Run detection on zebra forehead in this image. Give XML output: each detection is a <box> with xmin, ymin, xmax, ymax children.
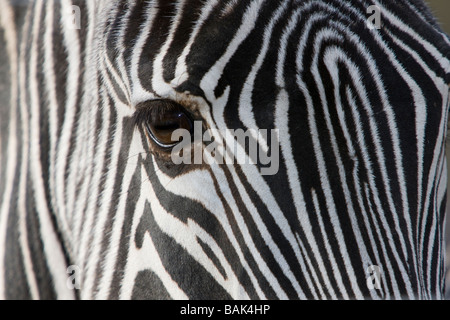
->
<box><xmin>102</xmin><ymin>1</ymin><xmax>449</xmax><ymax>96</ymax></box>
<box><xmin>101</xmin><ymin>1</ymin><xmax>339</xmax><ymax>105</ymax></box>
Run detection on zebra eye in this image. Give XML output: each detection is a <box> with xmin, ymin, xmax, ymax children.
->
<box><xmin>134</xmin><ymin>100</ymin><xmax>193</xmax><ymax>149</ymax></box>
<box><xmin>146</xmin><ymin>110</ymin><xmax>192</xmax><ymax>148</ymax></box>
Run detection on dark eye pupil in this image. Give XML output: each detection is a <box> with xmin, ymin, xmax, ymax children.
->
<box><xmin>134</xmin><ymin>99</ymin><xmax>195</xmax><ymax>148</ymax></box>
<box><xmin>147</xmin><ymin>109</ymin><xmax>192</xmax><ymax>148</ymax></box>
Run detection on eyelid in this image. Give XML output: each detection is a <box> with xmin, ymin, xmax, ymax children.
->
<box><xmin>133</xmin><ymin>99</ymin><xmax>195</xmax><ymax>149</ymax></box>
<box><xmin>133</xmin><ymin>99</ymin><xmax>192</xmax><ymax>127</ymax></box>
<box><xmin>144</xmin><ymin>122</ymin><xmax>179</xmax><ymax>149</ymax></box>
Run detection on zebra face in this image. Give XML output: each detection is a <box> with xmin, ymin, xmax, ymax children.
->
<box><xmin>0</xmin><ymin>0</ymin><xmax>449</xmax><ymax>300</ymax></box>
<box><xmin>90</xmin><ymin>0</ymin><xmax>450</xmax><ymax>300</ymax></box>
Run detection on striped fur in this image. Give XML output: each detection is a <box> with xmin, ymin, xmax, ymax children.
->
<box><xmin>0</xmin><ymin>0</ymin><xmax>449</xmax><ymax>299</ymax></box>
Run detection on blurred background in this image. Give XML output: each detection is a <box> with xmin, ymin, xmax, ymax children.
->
<box><xmin>426</xmin><ymin>0</ymin><xmax>450</xmax><ymax>300</ymax></box>
<box><xmin>426</xmin><ymin>0</ymin><xmax>450</xmax><ymax>33</ymax></box>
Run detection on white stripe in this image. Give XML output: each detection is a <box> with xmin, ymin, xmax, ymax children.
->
<box><xmin>113</xmin><ymin>1</ymin><xmax>135</xmax><ymax>96</ymax></box>
<box><xmin>29</xmin><ymin>0</ymin><xmax>75</xmax><ymax>299</ymax></box>
<box><xmin>151</xmin><ymin>0</ymin><xmax>187</xmax><ymax>98</ymax></box>
<box><xmin>315</xmin><ymin>44</ymin><xmax>414</xmax><ymax>298</ymax></box>
<box><xmin>81</xmin><ymin>100</ymin><xmax>132</xmax><ymax>298</ymax></box>
<box><xmin>120</xmin><ymin>177</ymin><xmax>188</xmax><ymax>300</ymax></box>
<box><xmin>331</xmin><ymin>21</ymin><xmax>420</xmax><ymax>297</ymax></box>
<box><xmin>54</xmin><ymin>0</ymin><xmax>82</xmax><ymax>235</ymax></box>
<box><xmin>294</xmin><ymin>234</ymin><xmax>323</xmax><ymax>299</ymax></box>
<box><xmin>346</xmin><ymin>88</ymin><xmax>398</xmax><ymax>299</ymax></box>
<box><xmin>373</xmin><ymin>0</ymin><xmax>450</xmax><ymax>73</ymax></box>
<box><xmin>238</xmin><ymin>1</ymin><xmax>289</xmax><ymax>152</ymax></box>
<box><xmin>202</xmin><ymin>84</ymin><xmax>309</xmax><ymax>298</ymax></box>
<box><xmin>149</xmin><ymin>160</ymin><xmax>251</xmax><ymax>298</ymax></box>
<box><xmin>95</xmin><ymin>130</ymin><xmax>140</xmax><ymax>299</ymax></box>
<box><xmin>130</xmin><ymin>2</ymin><xmax>159</xmax><ymax>105</ymax></box>
<box><xmin>0</xmin><ymin>0</ymin><xmax>19</xmax><ymax>299</ymax></box>
<box><xmin>173</xmin><ymin>0</ymin><xmax>220</xmax><ymax>85</ymax></box>
<box><xmin>17</xmin><ymin>4</ymin><xmax>40</xmax><ymax>298</ymax></box>
<box><xmin>200</xmin><ymin>0</ymin><xmax>265</xmax><ymax>95</ymax></box>
<box><xmin>71</xmin><ymin>1</ymin><xmax>98</xmax><ymax>245</ymax></box>
<box><xmin>274</xmin><ymin>9</ymin><xmax>339</xmax><ymax>299</ymax></box>
<box><xmin>77</xmin><ymin>90</ymin><xmax>110</xmax><ymax>286</ymax></box>
<box><xmin>44</xmin><ymin>0</ymin><xmax>67</xmax><ymax>240</ymax></box>
<box><xmin>149</xmin><ymin>156</ymin><xmax>262</xmax><ymax>298</ymax></box>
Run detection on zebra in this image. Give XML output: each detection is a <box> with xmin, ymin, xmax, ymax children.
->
<box><xmin>0</xmin><ymin>0</ymin><xmax>449</xmax><ymax>300</ymax></box>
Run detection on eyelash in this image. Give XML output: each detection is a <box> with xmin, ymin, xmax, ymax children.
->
<box><xmin>133</xmin><ymin>100</ymin><xmax>177</xmax><ymax>127</ymax></box>
<box><xmin>133</xmin><ymin>99</ymin><xmax>195</xmax><ymax>149</ymax></box>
